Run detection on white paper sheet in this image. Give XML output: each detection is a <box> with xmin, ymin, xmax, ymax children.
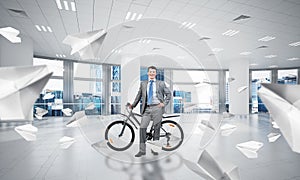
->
<box><xmin>236</xmin><ymin>141</ymin><xmax>263</xmax><ymax>158</ymax></box>
<box><xmin>220</xmin><ymin>124</ymin><xmax>237</xmax><ymax>136</ymax></box>
<box><xmin>267</xmin><ymin>133</ymin><xmax>281</xmax><ymax>142</ymax></box>
<box><xmin>0</xmin><ymin>27</ymin><xmax>21</xmax><ymax>43</ymax></box>
<box><xmin>14</xmin><ymin>124</ymin><xmax>38</xmax><ymax>141</ymax></box>
<box><xmin>0</xmin><ymin>65</ymin><xmax>52</xmax><ymax>121</ymax></box>
<box><xmin>59</xmin><ymin>136</ymin><xmax>75</xmax><ymax>149</ymax></box>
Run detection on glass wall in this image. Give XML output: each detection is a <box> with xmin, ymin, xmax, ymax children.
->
<box><xmin>172</xmin><ymin>70</ymin><xmax>218</xmax><ymax>113</ymax></box>
<box><xmin>111</xmin><ymin>65</ymin><xmax>121</xmax><ymax>114</ymax></box>
<box><xmin>33</xmin><ymin>58</ymin><xmax>64</xmax><ymax>116</ymax></box>
<box><xmin>73</xmin><ymin>63</ymin><xmax>103</xmax><ymax>115</ymax></box>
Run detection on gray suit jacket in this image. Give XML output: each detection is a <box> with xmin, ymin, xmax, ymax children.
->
<box><xmin>132</xmin><ymin>80</ymin><xmax>171</xmax><ymax>114</ymax></box>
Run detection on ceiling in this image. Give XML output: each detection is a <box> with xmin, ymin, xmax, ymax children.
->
<box><xmin>0</xmin><ymin>0</ymin><xmax>300</xmax><ymax>69</ymax></box>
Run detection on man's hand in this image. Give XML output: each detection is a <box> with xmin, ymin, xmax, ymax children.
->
<box><xmin>158</xmin><ymin>103</ymin><xmax>165</xmax><ymax>108</ymax></box>
<box><xmin>128</xmin><ymin>104</ymin><xmax>133</xmax><ymax>109</ymax></box>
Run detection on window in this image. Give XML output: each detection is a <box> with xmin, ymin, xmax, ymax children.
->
<box><xmin>278</xmin><ymin>69</ymin><xmax>297</xmax><ymax>84</ymax></box>
<box><xmin>33</xmin><ymin>58</ymin><xmax>64</xmax><ymax>116</ymax></box>
<box><xmin>251</xmin><ymin>70</ymin><xmax>271</xmax><ymax>113</ymax></box>
<box><xmin>73</xmin><ymin>63</ymin><xmax>103</xmax><ymax>115</ymax></box>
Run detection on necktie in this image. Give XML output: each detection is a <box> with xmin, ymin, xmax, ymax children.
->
<box><xmin>147</xmin><ymin>80</ymin><xmax>154</xmax><ymax>104</ymax></box>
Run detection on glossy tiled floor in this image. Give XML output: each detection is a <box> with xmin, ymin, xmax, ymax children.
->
<box><xmin>0</xmin><ymin>113</ymin><xmax>300</xmax><ymax>180</ymax></box>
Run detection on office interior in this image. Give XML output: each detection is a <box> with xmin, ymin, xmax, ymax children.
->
<box><xmin>0</xmin><ymin>0</ymin><xmax>300</xmax><ymax>179</ymax></box>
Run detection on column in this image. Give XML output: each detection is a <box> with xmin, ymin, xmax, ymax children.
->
<box><xmin>0</xmin><ymin>35</ymin><xmax>33</xmax><ymax>67</ymax></box>
<box><xmin>229</xmin><ymin>58</ymin><xmax>249</xmax><ymax>115</ymax></box>
<box><xmin>63</xmin><ymin>61</ymin><xmax>74</xmax><ymax>109</ymax></box>
<box><xmin>218</xmin><ymin>70</ymin><xmax>226</xmax><ymax>113</ymax></box>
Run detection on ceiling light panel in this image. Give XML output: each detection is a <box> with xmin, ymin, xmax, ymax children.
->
<box><xmin>56</xmin><ymin>0</ymin><xmax>76</xmax><ymax>11</ymax></box>
<box><xmin>258</xmin><ymin>36</ymin><xmax>276</xmax><ymax>42</ymax></box>
<box><xmin>287</xmin><ymin>57</ymin><xmax>299</xmax><ymax>61</ymax></box>
<box><xmin>212</xmin><ymin>48</ymin><xmax>224</xmax><ymax>52</ymax></box>
<box><xmin>222</xmin><ymin>29</ymin><xmax>239</xmax><ymax>36</ymax></box>
<box><xmin>179</xmin><ymin>22</ymin><xmax>196</xmax><ymax>29</ymax></box>
<box><xmin>289</xmin><ymin>41</ymin><xmax>300</xmax><ymax>47</ymax></box>
<box><xmin>265</xmin><ymin>55</ymin><xmax>277</xmax><ymax>58</ymax></box>
<box><xmin>240</xmin><ymin>51</ymin><xmax>252</xmax><ymax>55</ymax></box>
<box><xmin>125</xmin><ymin>11</ymin><xmax>143</xmax><ymax>21</ymax></box>
<box><xmin>35</xmin><ymin>25</ymin><xmax>53</xmax><ymax>33</ymax></box>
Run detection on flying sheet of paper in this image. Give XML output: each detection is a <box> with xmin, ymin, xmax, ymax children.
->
<box><xmin>183</xmin><ymin>150</ymin><xmax>240</xmax><ymax>180</ymax></box>
<box><xmin>0</xmin><ymin>27</ymin><xmax>21</xmax><ymax>43</ymax></box>
<box><xmin>66</xmin><ymin>110</ymin><xmax>86</xmax><ymax>127</ymax></box>
<box><xmin>63</xmin><ymin>29</ymin><xmax>107</xmax><ymax>60</ymax></box>
<box><xmin>62</xmin><ymin>108</ymin><xmax>73</xmax><ymax>116</ymax></box>
<box><xmin>43</xmin><ymin>93</ymin><xmax>55</xmax><ymax>100</ymax></box>
<box><xmin>14</xmin><ymin>124</ymin><xmax>38</xmax><ymax>141</ymax></box>
<box><xmin>258</xmin><ymin>83</ymin><xmax>300</xmax><ymax>153</ymax></box>
<box><xmin>267</xmin><ymin>133</ymin><xmax>281</xmax><ymax>142</ymax></box>
<box><xmin>236</xmin><ymin>141</ymin><xmax>263</xmax><ymax>158</ymax></box>
<box><xmin>220</xmin><ymin>124</ymin><xmax>237</xmax><ymax>136</ymax></box>
<box><xmin>271</xmin><ymin>121</ymin><xmax>280</xmax><ymax>129</ymax></box>
<box><xmin>59</xmin><ymin>136</ymin><xmax>75</xmax><ymax>149</ymax></box>
<box><xmin>0</xmin><ymin>65</ymin><xmax>52</xmax><ymax>121</ymax></box>
<box><xmin>237</xmin><ymin>86</ymin><xmax>248</xmax><ymax>93</ymax></box>
<box><xmin>222</xmin><ymin>112</ymin><xmax>234</xmax><ymax>118</ymax></box>
<box><xmin>85</xmin><ymin>102</ymin><xmax>95</xmax><ymax>110</ymax></box>
<box><xmin>199</xmin><ymin>120</ymin><xmax>215</xmax><ymax>131</ymax></box>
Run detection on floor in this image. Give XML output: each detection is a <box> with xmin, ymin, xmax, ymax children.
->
<box><xmin>0</xmin><ymin>113</ymin><xmax>300</xmax><ymax>180</ymax></box>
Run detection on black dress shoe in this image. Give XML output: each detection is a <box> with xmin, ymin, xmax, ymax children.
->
<box><xmin>151</xmin><ymin>149</ymin><xmax>159</xmax><ymax>156</ymax></box>
<box><xmin>135</xmin><ymin>151</ymin><xmax>146</xmax><ymax>157</ymax></box>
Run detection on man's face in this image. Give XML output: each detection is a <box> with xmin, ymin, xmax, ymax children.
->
<box><xmin>148</xmin><ymin>68</ymin><xmax>157</xmax><ymax>80</ymax></box>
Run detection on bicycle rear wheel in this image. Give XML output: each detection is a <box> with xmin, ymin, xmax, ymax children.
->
<box><xmin>105</xmin><ymin>121</ymin><xmax>135</xmax><ymax>151</ymax></box>
<box><xmin>160</xmin><ymin>120</ymin><xmax>184</xmax><ymax>151</ymax></box>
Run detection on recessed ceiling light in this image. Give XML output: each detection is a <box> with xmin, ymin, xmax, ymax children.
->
<box><xmin>35</xmin><ymin>25</ymin><xmax>41</xmax><ymax>31</ymax></box>
<box><xmin>233</xmin><ymin>15</ymin><xmax>251</xmax><ymax>21</ymax></box>
<box><xmin>240</xmin><ymin>51</ymin><xmax>252</xmax><ymax>55</ymax></box>
<box><xmin>287</xmin><ymin>57</ymin><xmax>299</xmax><ymax>61</ymax></box>
<box><xmin>55</xmin><ymin>0</ymin><xmax>63</xmax><ymax>9</ymax></box>
<box><xmin>63</xmin><ymin>1</ymin><xmax>69</xmax><ymax>11</ymax></box>
<box><xmin>269</xmin><ymin>65</ymin><xmax>278</xmax><ymax>68</ymax></box>
<box><xmin>125</xmin><ymin>12</ymin><xmax>131</xmax><ymax>20</ymax></box>
<box><xmin>70</xmin><ymin>2</ymin><xmax>76</xmax><ymax>11</ymax></box>
<box><xmin>35</xmin><ymin>25</ymin><xmax>52</xmax><ymax>32</ymax></box>
<box><xmin>125</xmin><ymin>12</ymin><xmax>142</xmax><ymax>21</ymax></box>
<box><xmin>180</xmin><ymin>22</ymin><xmax>196</xmax><ymax>29</ymax></box>
<box><xmin>41</xmin><ymin>25</ymin><xmax>47</xmax><ymax>32</ymax></box>
<box><xmin>258</xmin><ymin>36</ymin><xmax>276</xmax><ymax>42</ymax></box>
<box><xmin>256</xmin><ymin>45</ymin><xmax>268</xmax><ymax>49</ymax></box>
<box><xmin>198</xmin><ymin>37</ymin><xmax>211</xmax><ymax>41</ymax></box>
<box><xmin>265</xmin><ymin>55</ymin><xmax>277</xmax><ymax>58</ymax></box>
<box><xmin>222</xmin><ymin>29</ymin><xmax>239</xmax><ymax>36</ymax></box>
<box><xmin>47</xmin><ymin>26</ymin><xmax>52</xmax><ymax>32</ymax></box>
<box><xmin>212</xmin><ymin>48</ymin><xmax>224</xmax><ymax>52</ymax></box>
<box><xmin>250</xmin><ymin>63</ymin><xmax>258</xmax><ymax>66</ymax></box>
<box><xmin>56</xmin><ymin>54</ymin><xmax>66</xmax><ymax>58</ymax></box>
<box><xmin>289</xmin><ymin>41</ymin><xmax>300</xmax><ymax>47</ymax></box>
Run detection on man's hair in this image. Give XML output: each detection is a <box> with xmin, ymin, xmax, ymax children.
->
<box><xmin>147</xmin><ymin>66</ymin><xmax>157</xmax><ymax>72</ymax></box>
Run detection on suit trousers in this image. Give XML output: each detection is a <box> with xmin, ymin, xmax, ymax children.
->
<box><xmin>139</xmin><ymin>105</ymin><xmax>163</xmax><ymax>153</ymax></box>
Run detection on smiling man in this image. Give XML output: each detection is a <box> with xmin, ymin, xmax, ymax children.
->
<box><xmin>129</xmin><ymin>66</ymin><xmax>171</xmax><ymax>157</ymax></box>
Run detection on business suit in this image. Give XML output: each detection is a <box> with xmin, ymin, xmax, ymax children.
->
<box><xmin>132</xmin><ymin>80</ymin><xmax>171</xmax><ymax>154</ymax></box>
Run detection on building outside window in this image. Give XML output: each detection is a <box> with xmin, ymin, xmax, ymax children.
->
<box><xmin>74</xmin><ymin>63</ymin><xmax>103</xmax><ymax>115</ymax></box>
<box><xmin>278</xmin><ymin>69</ymin><xmax>298</xmax><ymax>84</ymax></box>
<box><xmin>251</xmin><ymin>70</ymin><xmax>271</xmax><ymax>113</ymax></box>
<box><xmin>33</xmin><ymin>58</ymin><xmax>64</xmax><ymax>116</ymax></box>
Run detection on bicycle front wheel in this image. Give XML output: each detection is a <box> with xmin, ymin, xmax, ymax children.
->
<box><xmin>160</xmin><ymin>120</ymin><xmax>184</xmax><ymax>151</ymax></box>
<box><xmin>105</xmin><ymin>121</ymin><xmax>135</xmax><ymax>151</ymax></box>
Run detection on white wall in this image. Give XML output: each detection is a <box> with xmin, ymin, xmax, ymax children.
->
<box><xmin>229</xmin><ymin>58</ymin><xmax>249</xmax><ymax>114</ymax></box>
<box><xmin>0</xmin><ymin>35</ymin><xmax>33</xmax><ymax>67</ymax></box>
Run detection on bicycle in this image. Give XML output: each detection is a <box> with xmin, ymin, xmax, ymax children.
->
<box><xmin>105</xmin><ymin>103</ymin><xmax>184</xmax><ymax>151</ymax></box>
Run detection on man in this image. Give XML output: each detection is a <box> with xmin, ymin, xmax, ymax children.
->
<box><xmin>129</xmin><ymin>66</ymin><xmax>171</xmax><ymax>157</ymax></box>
